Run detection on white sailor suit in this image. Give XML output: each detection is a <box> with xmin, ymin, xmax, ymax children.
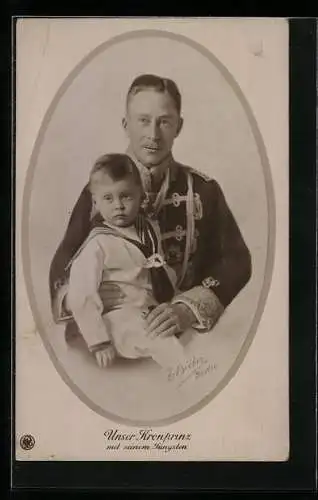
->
<box><xmin>66</xmin><ymin>216</ymin><xmax>186</xmax><ymax>367</ymax></box>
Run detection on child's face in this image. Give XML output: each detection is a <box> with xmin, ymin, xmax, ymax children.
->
<box><xmin>92</xmin><ymin>173</ymin><xmax>142</xmax><ymax>227</ymax></box>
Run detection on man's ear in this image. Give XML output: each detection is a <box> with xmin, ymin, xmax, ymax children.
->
<box><xmin>175</xmin><ymin>116</ymin><xmax>184</xmax><ymax>138</ymax></box>
<box><xmin>122</xmin><ymin>117</ymin><xmax>128</xmax><ymax>133</ymax></box>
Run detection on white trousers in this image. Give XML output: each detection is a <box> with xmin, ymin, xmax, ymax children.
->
<box><xmin>102</xmin><ymin>306</ymin><xmax>187</xmax><ymax>369</ymax></box>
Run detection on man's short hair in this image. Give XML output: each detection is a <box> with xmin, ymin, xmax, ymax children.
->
<box><xmin>89</xmin><ymin>153</ymin><xmax>142</xmax><ymax>193</ymax></box>
<box><xmin>126</xmin><ymin>74</ymin><xmax>182</xmax><ymax>115</ymax></box>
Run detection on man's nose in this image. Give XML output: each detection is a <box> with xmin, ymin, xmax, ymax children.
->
<box><xmin>148</xmin><ymin>120</ymin><xmax>161</xmax><ymax>140</ymax></box>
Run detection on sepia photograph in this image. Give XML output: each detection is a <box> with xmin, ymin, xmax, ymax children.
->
<box><xmin>15</xmin><ymin>19</ymin><xmax>292</xmax><ymax>465</ymax></box>
<box><xmin>19</xmin><ymin>24</ymin><xmax>275</xmax><ymax>427</ymax></box>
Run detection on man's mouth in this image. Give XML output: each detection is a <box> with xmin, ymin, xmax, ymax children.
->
<box><xmin>144</xmin><ymin>145</ymin><xmax>161</xmax><ymax>152</ymax></box>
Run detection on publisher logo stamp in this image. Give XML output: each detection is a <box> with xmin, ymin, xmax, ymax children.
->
<box><xmin>20</xmin><ymin>434</ymin><xmax>35</xmax><ymax>451</ymax></box>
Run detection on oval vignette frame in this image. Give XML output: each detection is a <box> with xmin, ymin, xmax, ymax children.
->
<box><xmin>21</xmin><ymin>29</ymin><xmax>276</xmax><ymax>427</ymax></box>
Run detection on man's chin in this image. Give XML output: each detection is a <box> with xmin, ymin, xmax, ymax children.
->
<box><xmin>139</xmin><ymin>151</ymin><xmax>169</xmax><ymax>168</ymax></box>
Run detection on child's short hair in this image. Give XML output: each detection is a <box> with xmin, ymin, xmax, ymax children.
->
<box><xmin>89</xmin><ymin>153</ymin><xmax>142</xmax><ymax>193</ymax></box>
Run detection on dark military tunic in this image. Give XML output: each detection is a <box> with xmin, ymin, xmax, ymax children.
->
<box><xmin>49</xmin><ymin>157</ymin><xmax>252</xmax><ymax>333</ymax></box>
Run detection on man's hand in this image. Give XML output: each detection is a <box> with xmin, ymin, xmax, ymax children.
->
<box><xmin>145</xmin><ymin>302</ymin><xmax>196</xmax><ymax>339</ymax></box>
<box><xmin>94</xmin><ymin>344</ymin><xmax>117</xmax><ymax>368</ymax></box>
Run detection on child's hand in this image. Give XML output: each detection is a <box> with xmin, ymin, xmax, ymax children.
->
<box><xmin>94</xmin><ymin>344</ymin><xmax>116</xmax><ymax>368</ymax></box>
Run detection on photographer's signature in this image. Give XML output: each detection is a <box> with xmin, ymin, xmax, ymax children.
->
<box><xmin>167</xmin><ymin>355</ymin><xmax>217</xmax><ymax>386</ymax></box>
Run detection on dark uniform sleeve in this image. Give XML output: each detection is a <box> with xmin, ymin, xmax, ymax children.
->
<box><xmin>204</xmin><ymin>179</ymin><xmax>252</xmax><ymax>307</ymax></box>
<box><xmin>49</xmin><ymin>184</ymin><xmax>93</xmax><ymax>321</ymax></box>
<box><xmin>173</xmin><ymin>179</ymin><xmax>252</xmax><ymax>331</ymax></box>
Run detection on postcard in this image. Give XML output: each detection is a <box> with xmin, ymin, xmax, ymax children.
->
<box><xmin>15</xmin><ymin>17</ymin><xmax>289</xmax><ymax>461</ymax></box>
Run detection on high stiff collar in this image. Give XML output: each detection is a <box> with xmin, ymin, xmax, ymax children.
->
<box><xmin>126</xmin><ymin>147</ymin><xmax>174</xmax><ymax>191</ymax></box>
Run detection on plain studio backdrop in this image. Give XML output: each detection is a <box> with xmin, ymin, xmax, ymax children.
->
<box><xmin>24</xmin><ymin>32</ymin><xmax>270</xmax><ymax>424</ymax></box>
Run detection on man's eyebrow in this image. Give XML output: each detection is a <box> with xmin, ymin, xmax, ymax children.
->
<box><xmin>136</xmin><ymin>112</ymin><xmax>174</xmax><ymax>119</ymax></box>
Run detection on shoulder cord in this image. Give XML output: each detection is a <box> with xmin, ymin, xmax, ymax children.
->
<box><xmin>178</xmin><ymin>172</ymin><xmax>195</xmax><ymax>288</ymax></box>
<box><xmin>152</xmin><ymin>166</ymin><xmax>171</xmax><ymax>216</ymax></box>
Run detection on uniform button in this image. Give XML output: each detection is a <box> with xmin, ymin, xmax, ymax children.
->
<box><xmin>172</xmin><ymin>192</ymin><xmax>181</xmax><ymax>207</ymax></box>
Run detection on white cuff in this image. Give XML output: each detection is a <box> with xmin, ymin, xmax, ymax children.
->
<box><xmin>172</xmin><ymin>285</ymin><xmax>224</xmax><ymax>332</ymax></box>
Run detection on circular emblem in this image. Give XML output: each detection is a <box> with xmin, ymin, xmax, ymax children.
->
<box><xmin>20</xmin><ymin>434</ymin><xmax>35</xmax><ymax>451</ymax></box>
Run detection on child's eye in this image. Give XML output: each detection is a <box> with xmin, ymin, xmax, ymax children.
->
<box><xmin>121</xmin><ymin>194</ymin><xmax>132</xmax><ymax>200</ymax></box>
<box><xmin>103</xmin><ymin>195</ymin><xmax>113</xmax><ymax>202</ymax></box>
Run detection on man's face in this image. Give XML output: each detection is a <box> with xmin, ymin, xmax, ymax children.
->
<box><xmin>123</xmin><ymin>89</ymin><xmax>183</xmax><ymax>168</ymax></box>
<box><xmin>92</xmin><ymin>173</ymin><xmax>142</xmax><ymax>227</ymax></box>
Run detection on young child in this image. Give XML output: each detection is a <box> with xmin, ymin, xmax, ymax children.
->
<box><xmin>67</xmin><ymin>153</ymin><xmax>187</xmax><ymax>371</ymax></box>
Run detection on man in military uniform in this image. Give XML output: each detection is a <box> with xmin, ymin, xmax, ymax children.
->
<box><xmin>50</xmin><ymin>74</ymin><xmax>252</xmax><ymax>341</ymax></box>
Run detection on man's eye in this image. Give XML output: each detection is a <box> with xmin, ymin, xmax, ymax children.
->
<box><xmin>139</xmin><ymin>117</ymin><xmax>149</xmax><ymax>124</ymax></box>
<box><xmin>161</xmin><ymin>119</ymin><xmax>171</xmax><ymax>127</ymax></box>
